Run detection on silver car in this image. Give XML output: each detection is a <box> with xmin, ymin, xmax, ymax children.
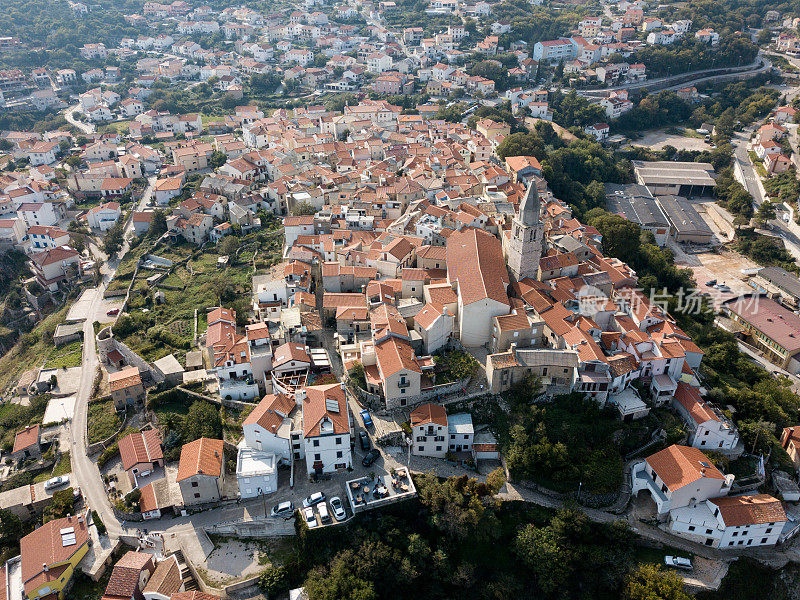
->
<box><xmin>329</xmin><ymin>496</ymin><xmax>346</xmax><ymax>521</ymax></box>
<box><xmin>303</xmin><ymin>507</ymin><xmax>317</xmax><ymax>528</ymax></box>
<box><xmin>45</xmin><ymin>475</ymin><xmax>69</xmax><ymax>490</ymax></box>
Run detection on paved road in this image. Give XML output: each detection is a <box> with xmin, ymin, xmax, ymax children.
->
<box><xmin>575</xmin><ymin>54</ymin><xmax>771</xmax><ymax>97</ymax></box>
<box><xmin>731</xmin><ymin>127</ymin><xmax>800</xmax><ymax>259</ymax></box>
<box><xmin>64</xmin><ymin>104</ymin><xmax>95</xmax><ymax>134</ymax></box>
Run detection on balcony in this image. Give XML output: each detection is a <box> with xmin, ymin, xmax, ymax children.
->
<box><xmin>397</xmin><ymin>379</ymin><xmax>410</xmax><ymax>389</ymax></box>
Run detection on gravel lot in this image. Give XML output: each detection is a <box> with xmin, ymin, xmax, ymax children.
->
<box><xmin>630</xmin><ymin>128</ymin><xmax>713</xmax><ymax>152</ymax></box>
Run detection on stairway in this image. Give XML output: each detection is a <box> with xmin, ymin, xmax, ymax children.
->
<box><xmin>173</xmin><ymin>551</ymin><xmax>198</xmax><ymax>592</ymax></box>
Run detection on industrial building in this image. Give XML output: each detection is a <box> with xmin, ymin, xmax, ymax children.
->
<box><xmin>655</xmin><ymin>195</ymin><xmax>714</xmax><ymax>244</ymax></box>
<box><xmin>632</xmin><ymin>160</ymin><xmax>717</xmax><ymax>197</ymax></box>
<box><xmin>605</xmin><ymin>183</ymin><xmax>671</xmax><ymax>246</ymax></box>
<box><xmin>722</xmin><ymin>294</ymin><xmax>800</xmax><ymax>373</ymax></box>
<box><xmin>749</xmin><ymin>266</ymin><xmax>800</xmax><ymax>310</ymax></box>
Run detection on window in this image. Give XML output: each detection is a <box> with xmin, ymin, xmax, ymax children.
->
<box><xmin>766</xmin><ymin>528</ymin><xmax>773</xmax><ymax>534</ymax></box>
<box><xmin>336</xmin><ymin>437</ymin><xmax>342</xmax><ymax>445</ymax></box>
<box><xmin>688</xmin><ymin>525</ymin><xmax>695</xmax><ymax>532</ymax></box>
<box><xmin>313</xmin><ymin>439</ymin><xmax>319</xmax><ymax>447</ymax></box>
<box><xmin>732</xmin><ymin>531</ymin><xmax>737</xmax><ymax>537</ymax></box>
<box><xmin>436</xmin><ymin>446</ymin><xmax>442</xmax><ymax>451</ymax></box>
<box><xmin>450</xmin><ymin>434</ymin><xmax>455</xmax><ymax>439</ymax></box>
<box><xmin>194</xmin><ymin>493</ymin><xmax>200</xmax><ymax>498</ymax></box>
<box><xmin>191</xmin><ymin>481</ymin><xmax>198</xmax><ymax>487</ymax></box>
<box><xmin>762</xmin><ymin>538</ymin><xmax>768</xmax><ymax>544</ymax></box>
<box><xmin>417</xmin><ymin>446</ymin><xmax>424</xmax><ymax>452</ymax></box>
<box><xmin>542</xmin><ymin>367</ymin><xmax>548</xmax><ymax>376</ymax></box>
<box><xmin>706</xmin><ymin>529</ymin><xmax>712</xmax><ymax>535</ymax></box>
<box><xmin>314</xmin><ymin>453</ymin><xmax>321</xmax><ymax>460</ymax></box>
<box><xmin>336</xmin><ymin>451</ymin><xmax>343</xmax><ymax>458</ymax></box>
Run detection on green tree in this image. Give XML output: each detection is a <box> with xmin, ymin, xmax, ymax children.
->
<box><xmin>218</xmin><ymin>234</ymin><xmax>240</xmax><ymax>256</ymax></box>
<box><xmin>304</xmin><ymin>559</ymin><xmax>376</xmax><ymax>600</ymax></box>
<box><xmin>293</xmin><ymin>201</ymin><xmax>317</xmax><ymax>216</ymax></box>
<box><xmin>622</xmin><ymin>564</ymin><xmax>691</xmax><ymax>600</ymax></box>
<box><xmin>259</xmin><ymin>565</ymin><xmax>288</xmax><ymax>597</ymax></box>
<box><xmin>182</xmin><ymin>401</ymin><xmax>222</xmax><ymax>441</ymax></box>
<box><xmin>149</xmin><ymin>209</ymin><xmax>167</xmax><ymax>238</ymax></box>
<box><xmin>756</xmin><ymin>201</ymin><xmax>776</xmax><ymax>227</ymax></box>
<box><xmin>208</xmin><ymin>150</ymin><xmax>227</xmax><ymax>169</ymax></box>
<box><xmin>102</xmin><ymin>221</ymin><xmax>124</xmax><ymax>255</ymax></box>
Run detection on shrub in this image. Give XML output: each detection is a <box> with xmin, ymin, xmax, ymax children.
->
<box><xmin>91</xmin><ymin>510</ymin><xmax>106</xmax><ymax>535</ymax></box>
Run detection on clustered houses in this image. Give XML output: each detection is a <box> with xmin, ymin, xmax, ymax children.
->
<box><xmin>236</xmin><ymin>383</ymin><xmax>352</xmax><ymax>482</ymax></box>
<box><xmin>632</xmin><ymin>444</ymin><xmax>789</xmax><ymax>548</ymax></box>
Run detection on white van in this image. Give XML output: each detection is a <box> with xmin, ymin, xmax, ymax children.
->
<box><xmin>317</xmin><ymin>502</ymin><xmax>332</xmax><ymax>524</ymax></box>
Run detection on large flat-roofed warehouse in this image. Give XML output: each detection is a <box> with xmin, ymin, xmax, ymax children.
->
<box><xmin>722</xmin><ymin>294</ymin><xmax>800</xmax><ymax>373</ymax></box>
<box><xmin>655</xmin><ymin>195</ymin><xmax>714</xmax><ymax>244</ymax></box>
<box><xmin>605</xmin><ymin>183</ymin><xmax>671</xmax><ymax>246</ymax></box>
<box><xmin>632</xmin><ymin>160</ymin><xmax>717</xmax><ymax>197</ymax></box>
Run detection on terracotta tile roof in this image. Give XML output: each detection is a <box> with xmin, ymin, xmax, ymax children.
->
<box><xmin>674</xmin><ymin>383</ymin><xmax>718</xmax><ymax>425</ymax></box>
<box><xmin>207</xmin><ymin>306</ymin><xmax>236</xmax><ymax>326</ymax></box>
<box><xmin>414</xmin><ymin>303</ymin><xmax>443</xmax><ymax>330</ymax></box>
<box><xmin>171</xmin><ymin>592</ymin><xmax>223</xmax><ymax>600</ymax></box>
<box><xmin>13</xmin><ymin>424</ymin><xmax>40</xmax><ymax>454</ymax></box>
<box><xmin>709</xmin><ymin>494</ymin><xmax>786</xmax><ymax>527</ymax></box>
<box><xmin>495</xmin><ymin>310</ymin><xmax>529</xmax><ymax>332</ymax></box>
<box><xmin>104</xmin><ymin>552</ymin><xmax>154</xmax><ymax>598</ymax></box>
<box><xmin>272</xmin><ymin>342</ymin><xmax>311</xmax><ymax>369</ymax></box>
<box><xmin>375</xmin><ymin>337</ymin><xmax>420</xmax><ymax>377</ymax></box>
<box><xmin>139</xmin><ymin>478</ymin><xmax>169</xmax><ymax>514</ymax></box>
<box><xmin>119</xmin><ymin>429</ymin><xmax>163</xmax><ymax>471</ymax></box>
<box><xmin>645</xmin><ymin>444</ymin><xmax>724</xmax><ymax>492</ymax></box>
<box><xmin>446</xmin><ymin>228</ymin><xmax>509</xmax><ymax>307</ymax></box>
<box><xmin>177</xmin><ymin>438</ymin><xmax>224</xmax><ymax>481</ymax></box>
<box><xmin>243</xmin><ymin>393</ymin><xmax>295</xmax><ymax>434</ymax></box>
<box><xmin>606</xmin><ymin>353</ymin><xmax>638</xmax><ymax>377</ymax></box>
<box><xmin>31</xmin><ymin>246</ymin><xmax>80</xmax><ymax>267</ymax></box>
<box><xmin>21</xmin><ymin>514</ymin><xmax>90</xmax><ymax>595</ymax></box>
<box><xmin>410</xmin><ymin>403</ymin><xmax>447</xmax><ymax>427</ymax></box>
<box><xmin>425</xmin><ymin>283</ymin><xmax>457</xmax><ymax>305</ymax></box>
<box><xmin>322</xmin><ymin>293</ymin><xmax>366</xmax><ymax>309</ymax></box>
<box><xmin>144</xmin><ymin>557</ymin><xmax>182</xmax><ymax>596</ymax></box>
<box><xmin>109</xmin><ymin>366</ymin><xmax>142</xmax><ymax>392</ymax></box>
<box><xmin>302</xmin><ymin>383</ymin><xmax>350</xmax><ymax>437</ymax></box>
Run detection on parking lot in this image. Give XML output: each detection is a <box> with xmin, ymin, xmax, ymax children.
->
<box><xmin>630</xmin><ymin>128</ymin><xmax>713</xmax><ymax>152</ymax></box>
<box><xmin>671</xmin><ymin>245</ymin><xmax>759</xmax><ymax>309</ymax></box>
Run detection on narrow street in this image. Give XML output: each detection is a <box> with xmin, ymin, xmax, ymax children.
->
<box><xmin>64</xmin><ymin>104</ymin><xmax>96</xmax><ymax>134</ymax></box>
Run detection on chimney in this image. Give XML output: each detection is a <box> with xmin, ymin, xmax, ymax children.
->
<box><xmin>43</xmin><ymin>564</ymin><xmax>48</xmax><ymax>572</ymax></box>
<box><xmin>295</xmin><ymin>389</ymin><xmax>307</xmax><ymax>402</ymax></box>
<box><xmin>509</xmin><ymin>342</ymin><xmax>517</xmax><ymax>353</ymax></box>
<box><xmin>442</xmin><ymin>306</ymin><xmax>448</xmax><ymax>315</ymax></box>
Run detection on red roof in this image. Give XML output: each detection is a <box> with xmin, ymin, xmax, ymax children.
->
<box><xmin>119</xmin><ymin>429</ymin><xmax>163</xmax><ymax>471</ymax></box>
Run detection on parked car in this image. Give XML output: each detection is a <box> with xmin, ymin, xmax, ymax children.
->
<box><xmin>360</xmin><ymin>409</ymin><xmax>374</xmax><ymax>428</ymax></box>
<box><xmin>106</xmin><ymin>308</ymin><xmax>119</xmax><ymax>316</ymax></box>
<box><xmin>303</xmin><ymin>491</ymin><xmax>326</xmax><ymax>507</ymax></box>
<box><xmin>270</xmin><ymin>500</ymin><xmax>294</xmax><ymax>518</ymax></box>
<box><xmin>303</xmin><ymin>507</ymin><xmax>317</xmax><ymax>528</ymax></box>
<box><xmin>664</xmin><ymin>556</ymin><xmax>693</xmax><ymax>570</ymax></box>
<box><xmin>45</xmin><ymin>475</ymin><xmax>69</xmax><ymax>490</ymax></box>
<box><xmin>358</xmin><ymin>431</ymin><xmax>370</xmax><ymax>452</ymax></box>
<box><xmin>329</xmin><ymin>496</ymin><xmax>346</xmax><ymax>521</ymax></box>
<box><xmin>362</xmin><ymin>449</ymin><xmax>380</xmax><ymax>467</ymax></box>
<box><xmin>705</xmin><ymin>279</ymin><xmax>716</xmax><ymax>287</ymax></box>
<box><xmin>318</xmin><ymin>502</ymin><xmax>332</xmax><ymax>524</ymax></box>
